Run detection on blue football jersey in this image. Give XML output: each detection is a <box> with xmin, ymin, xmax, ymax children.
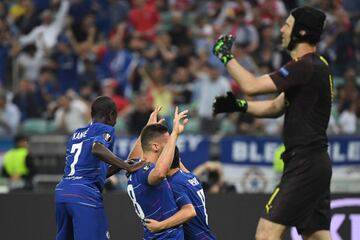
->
<box><xmin>55</xmin><ymin>122</ymin><xmax>115</xmax><ymax>208</ymax></box>
<box><xmin>127</xmin><ymin>163</ymin><xmax>184</xmax><ymax>240</ymax></box>
<box><xmin>168</xmin><ymin>170</ymin><xmax>216</xmax><ymax>240</ymax></box>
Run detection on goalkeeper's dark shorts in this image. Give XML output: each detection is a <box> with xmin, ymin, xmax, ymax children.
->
<box><xmin>262</xmin><ymin>149</ymin><xmax>332</xmax><ymax>235</ymax></box>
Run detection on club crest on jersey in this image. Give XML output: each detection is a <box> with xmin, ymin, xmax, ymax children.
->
<box><xmin>103</xmin><ymin>133</ymin><xmax>112</xmax><ymax>142</ymax></box>
<box><xmin>143</xmin><ymin>164</ymin><xmax>150</xmax><ymax>172</ymax></box>
<box><xmin>279</xmin><ymin>67</ymin><xmax>289</xmax><ymax>77</ymax></box>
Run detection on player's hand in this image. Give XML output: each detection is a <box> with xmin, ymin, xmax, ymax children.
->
<box><xmin>213</xmin><ymin>34</ymin><xmax>235</xmax><ymax>65</ymax></box>
<box><xmin>172</xmin><ymin>106</ymin><xmax>188</xmax><ymax>136</ymax></box>
<box><xmin>212</xmin><ymin>91</ymin><xmax>248</xmax><ymax>116</ymax></box>
<box><xmin>144</xmin><ymin>218</ymin><xmax>163</xmax><ymax>233</ymax></box>
<box><xmin>127</xmin><ymin>160</ymin><xmax>147</xmax><ymax>173</ymax></box>
<box><xmin>147</xmin><ymin>105</ymin><xmax>165</xmax><ymax>125</ymax></box>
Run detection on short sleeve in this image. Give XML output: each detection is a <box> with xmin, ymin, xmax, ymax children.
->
<box><xmin>171</xmin><ymin>184</ymin><xmax>192</xmax><ymax>208</ymax></box>
<box><xmin>270</xmin><ymin>59</ymin><xmax>313</xmax><ymax>91</ymax></box>
<box><xmin>93</xmin><ymin>124</ymin><xmax>115</xmax><ymax>150</ymax></box>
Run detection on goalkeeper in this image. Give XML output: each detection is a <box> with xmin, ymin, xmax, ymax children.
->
<box><xmin>213</xmin><ymin>6</ymin><xmax>332</xmax><ymax>240</ymax></box>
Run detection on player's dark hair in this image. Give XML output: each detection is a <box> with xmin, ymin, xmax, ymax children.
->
<box><xmin>91</xmin><ymin>96</ymin><xmax>116</xmax><ymax>120</ymax></box>
<box><xmin>288</xmin><ymin>6</ymin><xmax>326</xmax><ymax>50</ymax></box>
<box><xmin>170</xmin><ymin>146</ymin><xmax>180</xmax><ymax>169</ymax></box>
<box><xmin>140</xmin><ymin>124</ymin><xmax>169</xmax><ymax>152</ymax></box>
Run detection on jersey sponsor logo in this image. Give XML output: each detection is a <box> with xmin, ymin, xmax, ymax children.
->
<box><xmin>188</xmin><ymin>177</ymin><xmax>200</xmax><ymax>186</ymax></box>
<box><xmin>279</xmin><ymin>67</ymin><xmax>289</xmax><ymax>77</ymax></box>
<box><xmin>103</xmin><ymin>133</ymin><xmax>112</xmax><ymax>142</ymax></box>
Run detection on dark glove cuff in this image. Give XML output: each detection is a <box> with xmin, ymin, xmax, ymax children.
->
<box><xmin>221</xmin><ymin>53</ymin><xmax>234</xmax><ymax>65</ymax></box>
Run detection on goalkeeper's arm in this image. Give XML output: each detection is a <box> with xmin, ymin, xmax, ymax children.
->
<box><xmin>213</xmin><ymin>92</ymin><xmax>285</xmax><ymax>118</ymax></box>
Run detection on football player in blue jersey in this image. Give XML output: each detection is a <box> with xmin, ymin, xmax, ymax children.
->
<box><xmin>127</xmin><ymin>106</ymin><xmax>193</xmax><ymax>240</ymax></box>
<box><xmin>55</xmin><ymin>96</ymin><xmax>145</xmax><ymax>240</ymax></box>
<box><xmin>144</xmin><ymin>146</ymin><xmax>216</xmax><ymax>240</ymax></box>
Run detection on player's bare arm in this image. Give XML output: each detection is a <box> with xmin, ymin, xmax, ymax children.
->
<box><xmin>92</xmin><ymin>142</ymin><xmax>145</xmax><ymax>175</ymax></box>
<box><xmin>213</xmin><ymin>91</ymin><xmax>285</xmax><ymax>118</ymax></box>
<box><xmin>227</xmin><ymin>61</ymin><xmax>278</xmax><ymax>95</ymax></box>
<box><xmin>247</xmin><ymin>93</ymin><xmax>285</xmax><ymax>118</ymax></box>
<box><xmin>144</xmin><ymin>204</ymin><xmax>196</xmax><ymax>233</ymax></box>
<box><xmin>148</xmin><ymin>107</ymin><xmax>188</xmax><ymax>185</ymax></box>
<box><xmin>106</xmin><ymin>159</ymin><xmax>138</xmax><ymax>178</ymax></box>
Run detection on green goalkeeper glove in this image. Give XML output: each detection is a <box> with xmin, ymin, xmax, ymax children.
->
<box><xmin>212</xmin><ymin>91</ymin><xmax>248</xmax><ymax>116</ymax></box>
<box><xmin>212</xmin><ymin>34</ymin><xmax>235</xmax><ymax>65</ymax></box>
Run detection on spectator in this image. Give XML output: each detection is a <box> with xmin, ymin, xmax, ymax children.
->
<box><xmin>168</xmin><ymin>66</ymin><xmax>194</xmax><ymax>106</ymax></box>
<box><xmin>12</xmin><ymin>79</ymin><xmax>42</xmax><ymax>120</ymax></box>
<box><xmin>0</xmin><ymin>18</ymin><xmax>12</xmax><ymax>87</ymax></box>
<box><xmin>16</xmin><ymin>44</ymin><xmax>44</xmax><ymax>82</ymax></box>
<box><xmin>97</xmin><ymin>23</ymin><xmax>135</xmax><ymax>97</ymax></box>
<box><xmin>0</xmin><ymin>91</ymin><xmax>20</xmax><ymax>137</ymax></box>
<box><xmin>127</xmin><ymin>94</ymin><xmax>153</xmax><ymax>135</ymax></box>
<box><xmin>18</xmin><ymin>0</ymin><xmax>70</xmax><ymax>51</ymax></box>
<box><xmin>54</xmin><ymin>92</ymin><xmax>90</xmax><ymax>134</ymax></box>
<box><xmin>78</xmin><ymin>57</ymin><xmax>99</xmax><ymax>93</ymax></box>
<box><xmin>128</xmin><ymin>0</ymin><xmax>160</xmax><ymax>42</ymax></box>
<box><xmin>338</xmin><ymin>102</ymin><xmax>358</xmax><ymax>134</ymax></box>
<box><xmin>193</xmin><ymin>161</ymin><xmax>236</xmax><ymax>193</ymax></box>
<box><xmin>144</xmin><ymin>62</ymin><xmax>173</xmax><ymax>119</ymax></box>
<box><xmin>101</xmin><ymin>78</ymin><xmax>130</xmax><ymax>115</ymax></box>
<box><xmin>231</xmin><ymin>6</ymin><xmax>259</xmax><ymax>54</ymax></box>
<box><xmin>1</xmin><ymin>135</ymin><xmax>35</xmax><ymax>191</ymax></box>
<box><xmin>33</xmin><ymin>67</ymin><xmax>58</xmax><ymax>115</ymax></box>
<box><xmin>52</xmin><ymin>35</ymin><xmax>79</xmax><ymax>94</ymax></box>
<box><xmin>10</xmin><ymin>0</ymin><xmax>40</xmax><ymax>35</ymax></box>
<box><xmin>193</xmin><ymin>63</ymin><xmax>231</xmax><ymax>134</ymax></box>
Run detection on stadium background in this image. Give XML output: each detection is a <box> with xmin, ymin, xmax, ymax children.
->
<box><xmin>0</xmin><ymin>0</ymin><xmax>359</xmax><ymax>239</ymax></box>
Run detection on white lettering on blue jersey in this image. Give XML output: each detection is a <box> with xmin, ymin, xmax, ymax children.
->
<box><xmin>72</xmin><ymin>129</ymin><xmax>89</xmax><ymax>140</ymax></box>
<box><xmin>188</xmin><ymin>177</ymin><xmax>200</xmax><ymax>186</ymax></box>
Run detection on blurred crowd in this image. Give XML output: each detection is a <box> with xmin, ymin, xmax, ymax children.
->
<box><xmin>0</xmin><ymin>0</ymin><xmax>359</xmax><ymax>139</ymax></box>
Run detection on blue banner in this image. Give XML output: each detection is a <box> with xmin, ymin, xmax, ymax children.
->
<box><xmin>220</xmin><ymin>136</ymin><xmax>360</xmax><ymax>165</ymax></box>
<box><xmin>113</xmin><ymin>135</ymin><xmax>210</xmax><ymax>171</ymax></box>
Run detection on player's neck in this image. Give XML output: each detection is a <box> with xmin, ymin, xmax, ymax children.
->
<box><xmin>168</xmin><ymin>168</ymin><xmax>179</xmax><ymax>176</ymax></box>
<box><xmin>142</xmin><ymin>152</ymin><xmax>158</xmax><ymax>164</ymax></box>
<box><xmin>290</xmin><ymin>43</ymin><xmax>316</xmax><ymax>60</ymax></box>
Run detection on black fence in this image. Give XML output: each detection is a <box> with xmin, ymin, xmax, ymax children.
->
<box><xmin>0</xmin><ymin>193</ymin><xmax>359</xmax><ymax>240</ymax></box>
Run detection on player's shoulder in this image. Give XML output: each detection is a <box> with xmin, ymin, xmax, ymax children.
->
<box><xmin>131</xmin><ymin>162</ymin><xmax>154</xmax><ymax>177</ymax></box>
<box><xmin>91</xmin><ymin>122</ymin><xmax>115</xmax><ymax>138</ymax></box>
<box><xmin>170</xmin><ymin>170</ymin><xmax>194</xmax><ymax>185</ymax></box>
<box><xmin>69</xmin><ymin>125</ymin><xmax>91</xmax><ymax>141</ymax></box>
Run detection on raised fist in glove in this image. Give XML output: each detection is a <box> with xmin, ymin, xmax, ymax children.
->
<box><xmin>213</xmin><ymin>91</ymin><xmax>248</xmax><ymax>116</ymax></box>
<box><xmin>212</xmin><ymin>35</ymin><xmax>235</xmax><ymax>65</ymax></box>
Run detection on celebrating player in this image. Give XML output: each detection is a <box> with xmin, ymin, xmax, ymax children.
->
<box><xmin>213</xmin><ymin>6</ymin><xmax>332</xmax><ymax>240</ymax></box>
<box><xmin>144</xmin><ymin>146</ymin><xmax>216</xmax><ymax>240</ymax></box>
<box><xmin>126</xmin><ymin>106</ymin><xmax>189</xmax><ymax>239</ymax></box>
<box><xmin>55</xmin><ymin>96</ymin><xmax>144</xmax><ymax>240</ymax></box>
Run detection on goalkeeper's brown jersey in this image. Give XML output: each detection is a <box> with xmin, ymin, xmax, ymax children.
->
<box><xmin>270</xmin><ymin>52</ymin><xmax>332</xmax><ymax>154</ymax></box>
